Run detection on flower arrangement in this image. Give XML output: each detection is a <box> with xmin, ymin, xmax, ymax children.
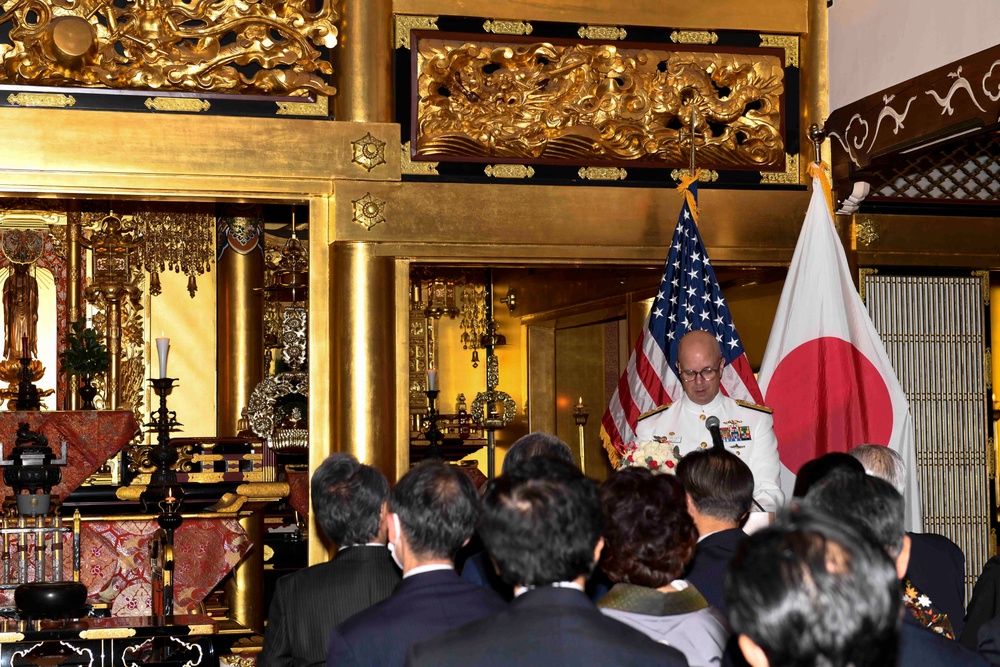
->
<box><xmin>619</xmin><ymin>440</ymin><xmax>681</xmax><ymax>473</ymax></box>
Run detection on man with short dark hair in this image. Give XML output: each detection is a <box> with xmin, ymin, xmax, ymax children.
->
<box><xmin>407</xmin><ymin>457</ymin><xmax>687</xmax><ymax>667</ymax></box>
<box><xmin>260</xmin><ymin>453</ymin><xmax>400</xmax><ymax>667</ymax></box>
<box><xmin>849</xmin><ymin>444</ymin><xmax>966</xmax><ymax>638</ymax></box>
<box><xmin>460</xmin><ymin>431</ymin><xmax>576</xmax><ymax>596</ymax></box>
<box><xmin>725</xmin><ymin>509</ymin><xmax>901</xmax><ymax>667</ymax></box>
<box><xmin>676</xmin><ymin>447</ymin><xmax>754</xmax><ymax>616</ymax></box>
<box><xmin>803</xmin><ymin>470</ymin><xmax>986</xmax><ymax>666</ymax></box>
<box><xmin>326</xmin><ymin>461</ymin><xmax>505</xmax><ymax>667</ymax></box>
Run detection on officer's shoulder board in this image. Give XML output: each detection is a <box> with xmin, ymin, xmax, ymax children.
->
<box><xmin>735</xmin><ymin>399</ymin><xmax>773</xmax><ymax>414</ymax></box>
<box><xmin>637</xmin><ymin>403</ymin><xmax>672</xmax><ymax>422</ymax></box>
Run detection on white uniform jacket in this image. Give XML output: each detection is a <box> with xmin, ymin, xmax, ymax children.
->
<box><xmin>633</xmin><ymin>392</ymin><xmax>784</xmax><ymax>511</ymax></box>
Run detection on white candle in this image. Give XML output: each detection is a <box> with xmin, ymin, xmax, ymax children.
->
<box><xmin>156</xmin><ymin>335</ymin><xmax>170</xmax><ymax>379</ymax></box>
<box><xmin>426</xmin><ymin>368</ymin><xmax>437</xmax><ymax>391</ymax></box>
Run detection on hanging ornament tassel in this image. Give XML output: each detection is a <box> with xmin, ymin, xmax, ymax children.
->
<box><xmin>187</xmin><ymin>274</ymin><xmax>198</xmax><ymax>298</ymax></box>
<box><xmin>149</xmin><ymin>271</ymin><xmax>161</xmax><ymax>296</ymax></box>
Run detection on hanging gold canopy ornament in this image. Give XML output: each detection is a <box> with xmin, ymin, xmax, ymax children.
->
<box><xmin>128</xmin><ymin>205</ymin><xmax>215</xmax><ymax>298</ymax></box>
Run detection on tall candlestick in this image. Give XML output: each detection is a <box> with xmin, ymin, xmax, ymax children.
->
<box><xmin>21</xmin><ymin>336</ymin><xmax>28</xmax><ymax>359</ymax></box>
<box><xmin>156</xmin><ymin>335</ymin><xmax>170</xmax><ymax>379</ymax></box>
<box><xmin>426</xmin><ymin>368</ymin><xmax>437</xmax><ymax>391</ymax></box>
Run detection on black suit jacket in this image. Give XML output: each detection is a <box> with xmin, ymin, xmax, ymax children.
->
<box><xmin>964</xmin><ymin>554</ymin><xmax>1000</xmax><ymax>649</ymax></box>
<box><xmin>326</xmin><ymin>569</ymin><xmax>506</xmax><ymax>667</ymax></box>
<box><xmin>899</xmin><ymin>611</ymin><xmax>987</xmax><ymax>666</ymax></box>
<box><xmin>405</xmin><ymin>586</ymin><xmax>689</xmax><ymax>667</ymax></box>
<box><xmin>260</xmin><ymin>546</ymin><xmax>401</xmax><ymax>667</ymax></box>
<box><xmin>685</xmin><ymin>528</ymin><xmax>746</xmax><ymax>619</ymax></box>
<box><xmin>907</xmin><ymin>531</ymin><xmax>966</xmax><ymax>638</ymax></box>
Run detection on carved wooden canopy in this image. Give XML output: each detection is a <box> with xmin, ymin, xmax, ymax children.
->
<box><xmin>827</xmin><ymin>43</ymin><xmax>1000</xmax><ymax>213</ymax></box>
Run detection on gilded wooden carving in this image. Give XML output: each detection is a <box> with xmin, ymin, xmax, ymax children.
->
<box><xmin>414</xmin><ymin>38</ymin><xmax>785</xmax><ymax>169</ymax></box>
<box><xmin>0</xmin><ymin>0</ymin><xmax>337</xmax><ymax>96</ymax></box>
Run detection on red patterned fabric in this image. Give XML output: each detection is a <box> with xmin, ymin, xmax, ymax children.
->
<box><xmin>0</xmin><ymin>411</ymin><xmax>140</xmax><ymax>499</ymax></box>
<box><xmin>0</xmin><ymin>517</ymin><xmax>250</xmax><ymax>616</ymax></box>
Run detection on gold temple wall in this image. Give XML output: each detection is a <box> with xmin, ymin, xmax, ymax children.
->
<box><xmin>147</xmin><ymin>270</ymin><xmax>218</xmax><ymax>440</ymax></box>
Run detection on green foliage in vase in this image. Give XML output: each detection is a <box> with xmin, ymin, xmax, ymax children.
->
<box><xmin>60</xmin><ymin>318</ymin><xmax>110</xmax><ymax>376</ymax></box>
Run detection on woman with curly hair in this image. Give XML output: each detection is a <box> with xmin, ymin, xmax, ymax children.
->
<box><xmin>597</xmin><ymin>467</ymin><xmax>729</xmax><ymax>667</ymax></box>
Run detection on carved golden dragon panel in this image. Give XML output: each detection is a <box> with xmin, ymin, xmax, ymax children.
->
<box><xmin>414</xmin><ymin>37</ymin><xmax>785</xmax><ymax>169</ymax></box>
<box><xmin>0</xmin><ymin>0</ymin><xmax>337</xmax><ymax>96</ymax></box>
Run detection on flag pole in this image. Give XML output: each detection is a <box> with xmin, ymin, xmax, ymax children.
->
<box><xmin>689</xmin><ymin>104</ymin><xmax>698</xmax><ymax>176</ymax></box>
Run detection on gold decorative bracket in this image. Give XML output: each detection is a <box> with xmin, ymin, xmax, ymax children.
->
<box><xmin>760</xmin><ymin>34</ymin><xmax>799</xmax><ymax>67</ymax></box>
<box><xmin>7</xmin><ymin>92</ymin><xmax>75</xmax><ymax>108</ymax></box>
<box><xmin>0</xmin><ymin>210</ymin><xmax>65</xmax><ymax>228</ymax></box>
<box><xmin>352</xmin><ymin>193</ymin><xmax>387</xmax><ymax>230</ymax></box>
<box><xmin>760</xmin><ymin>152</ymin><xmax>799</xmax><ymax>185</ymax></box>
<box><xmin>974</xmin><ymin>270</ymin><xmax>990</xmax><ymax>306</ymax></box>
<box><xmin>276</xmin><ymin>96</ymin><xmax>329</xmax><ymax>117</ymax></box>
<box><xmin>670</xmin><ymin>30</ymin><xmax>718</xmax><ymax>45</ymax></box>
<box><xmin>145</xmin><ymin>97</ymin><xmax>211</xmax><ymax>113</ymax></box>
<box><xmin>858</xmin><ymin>267</ymin><xmax>878</xmax><ymax>302</ymax></box>
<box><xmin>578</xmin><ymin>26</ymin><xmax>627</xmax><ymax>40</ymax></box>
<box><xmin>80</xmin><ymin>628</ymin><xmax>137</xmax><ymax>639</ymax></box>
<box><xmin>395</xmin><ymin>15</ymin><xmax>439</xmax><ymax>49</ymax></box>
<box><xmin>402</xmin><ymin>141</ymin><xmax>439</xmax><ymax>175</ymax></box>
<box><xmin>484</xmin><ymin>164</ymin><xmax>534</xmax><ymax>179</ymax></box>
<box><xmin>854</xmin><ymin>218</ymin><xmax>880</xmax><ymax>248</ymax></box>
<box><xmin>671</xmin><ymin>169</ymin><xmax>718</xmax><ymax>183</ymax></box>
<box><xmin>483</xmin><ymin>19</ymin><xmax>532</xmax><ymax>35</ymax></box>
<box><xmin>352</xmin><ymin>132</ymin><xmax>387</xmax><ymax>172</ymax></box>
<box><xmin>578</xmin><ymin>167</ymin><xmax>627</xmax><ymax>181</ymax></box>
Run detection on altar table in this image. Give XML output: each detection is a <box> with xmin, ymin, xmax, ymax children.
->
<box><xmin>0</xmin><ymin>614</ymin><xmax>215</xmax><ymax>667</ymax></box>
<box><xmin>0</xmin><ymin>410</ymin><xmax>140</xmax><ymax>499</ymax></box>
<box><xmin>1</xmin><ymin>517</ymin><xmax>250</xmax><ymax>616</ymax></box>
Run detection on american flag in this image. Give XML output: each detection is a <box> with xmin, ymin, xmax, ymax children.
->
<box><xmin>601</xmin><ymin>177</ymin><xmax>765</xmax><ymax>462</ymax></box>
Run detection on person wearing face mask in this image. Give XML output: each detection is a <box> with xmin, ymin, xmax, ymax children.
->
<box><xmin>260</xmin><ymin>453</ymin><xmax>400</xmax><ymax>667</ymax></box>
<box><xmin>326</xmin><ymin>460</ymin><xmax>506</xmax><ymax>667</ymax></box>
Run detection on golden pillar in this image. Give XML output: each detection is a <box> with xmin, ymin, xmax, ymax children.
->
<box><xmin>308</xmin><ymin>197</ymin><xmax>332</xmax><ymax>565</ymax></box>
<box><xmin>66</xmin><ymin>208</ymin><xmax>83</xmax><ymax>410</ymax></box>
<box><xmin>217</xmin><ymin>218</ymin><xmax>264</xmax><ymax>437</ymax></box>
<box><xmin>331</xmin><ymin>0</ymin><xmax>393</xmax><ymax>122</ymax></box>
<box><xmin>225</xmin><ymin>506</ymin><xmax>266</xmax><ymax>633</ymax></box>
<box><xmin>331</xmin><ymin>242</ymin><xmax>395</xmax><ymax>473</ymax></box>
<box><xmin>104</xmin><ymin>289</ymin><xmax>124</xmax><ymax>409</ymax></box>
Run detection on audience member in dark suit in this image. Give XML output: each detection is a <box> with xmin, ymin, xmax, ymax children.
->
<box><xmin>677</xmin><ymin>446</ymin><xmax>754</xmax><ymax>618</ymax></box>
<box><xmin>407</xmin><ymin>456</ymin><xmax>688</xmax><ymax>667</ymax></box>
<box><xmin>260</xmin><ymin>454</ymin><xmax>400</xmax><ymax>667</ymax></box>
<box><xmin>964</xmin><ymin>555</ymin><xmax>1000</xmax><ymax>650</ymax></box>
<box><xmin>326</xmin><ymin>460</ymin><xmax>505</xmax><ymax>667</ymax></box>
<box><xmin>850</xmin><ymin>444</ymin><xmax>967</xmax><ymax>637</ymax></box>
<box><xmin>803</xmin><ymin>471</ymin><xmax>985</xmax><ymax>664</ymax></box>
<box><xmin>460</xmin><ymin>431</ymin><xmax>576</xmax><ymax>601</ymax></box>
<box><xmin>899</xmin><ymin>610</ymin><xmax>988</xmax><ymax>666</ymax></box>
<box><xmin>791</xmin><ymin>451</ymin><xmax>864</xmax><ymax>498</ymax></box>
<box><xmin>725</xmin><ymin>509</ymin><xmax>901</xmax><ymax>667</ymax></box>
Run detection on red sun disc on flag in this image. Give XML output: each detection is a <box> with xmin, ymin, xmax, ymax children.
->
<box><xmin>764</xmin><ymin>337</ymin><xmax>893</xmax><ymax>474</ymax></box>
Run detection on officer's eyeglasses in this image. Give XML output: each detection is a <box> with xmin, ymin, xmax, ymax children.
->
<box><xmin>678</xmin><ymin>366</ymin><xmax>721</xmax><ymax>383</ymax></box>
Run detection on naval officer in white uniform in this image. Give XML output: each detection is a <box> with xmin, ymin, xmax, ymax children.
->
<box><xmin>634</xmin><ymin>330</ymin><xmax>784</xmax><ymax>511</ymax></box>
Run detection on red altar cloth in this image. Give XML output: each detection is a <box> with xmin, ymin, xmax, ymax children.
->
<box><xmin>0</xmin><ymin>410</ymin><xmax>140</xmax><ymax>499</ymax></box>
<box><xmin>0</xmin><ymin>517</ymin><xmax>250</xmax><ymax>616</ymax></box>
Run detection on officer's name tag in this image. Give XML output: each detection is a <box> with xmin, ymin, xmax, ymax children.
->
<box><xmin>652</xmin><ymin>435</ymin><xmax>682</xmax><ymax>445</ymax></box>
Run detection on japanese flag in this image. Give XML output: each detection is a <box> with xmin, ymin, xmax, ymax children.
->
<box><xmin>757</xmin><ymin>164</ymin><xmax>921</xmax><ymax>530</ymax></box>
